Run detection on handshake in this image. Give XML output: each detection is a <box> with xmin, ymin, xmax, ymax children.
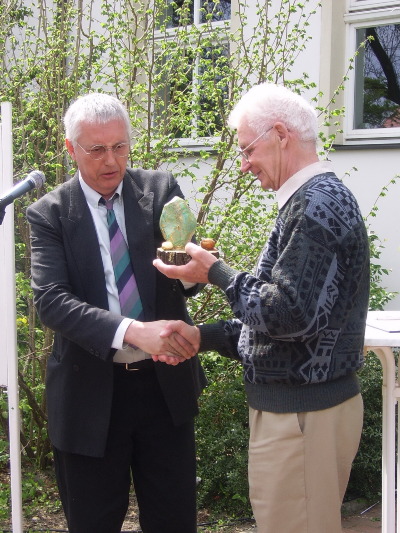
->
<box><xmin>124</xmin><ymin>319</ymin><xmax>200</xmax><ymax>366</ymax></box>
<box><xmin>122</xmin><ymin>242</ymin><xmax>220</xmax><ymax>365</ymax></box>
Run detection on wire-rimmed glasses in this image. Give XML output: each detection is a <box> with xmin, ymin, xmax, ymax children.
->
<box><xmin>77</xmin><ymin>142</ymin><xmax>130</xmax><ymax>160</ymax></box>
<box><xmin>237</xmin><ymin>126</ymin><xmax>273</xmax><ymax>162</ymax></box>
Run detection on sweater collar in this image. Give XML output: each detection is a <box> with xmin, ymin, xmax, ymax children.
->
<box><xmin>276</xmin><ymin>161</ymin><xmax>334</xmax><ymax>209</ymax></box>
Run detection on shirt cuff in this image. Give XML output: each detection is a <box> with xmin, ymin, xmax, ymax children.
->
<box><xmin>180</xmin><ymin>280</ymin><xmax>197</xmax><ymax>290</ymax></box>
<box><xmin>112</xmin><ymin>318</ymin><xmax>134</xmax><ymax>349</ymax></box>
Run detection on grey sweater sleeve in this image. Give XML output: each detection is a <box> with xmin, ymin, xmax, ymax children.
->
<box><xmin>208</xmin><ymin>259</ymin><xmax>239</xmax><ymax>290</ymax></box>
<box><xmin>197</xmin><ymin>260</ymin><xmax>242</xmax><ymax>360</ymax></box>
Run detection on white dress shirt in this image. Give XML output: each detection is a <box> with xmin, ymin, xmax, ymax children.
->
<box><xmin>79</xmin><ymin>176</ymin><xmax>149</xmax><ymax>363</ymax></box>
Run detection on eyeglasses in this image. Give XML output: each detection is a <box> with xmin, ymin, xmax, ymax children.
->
<box><xmin>237</xmin><ymin>127</ymin><xmax>273</xmax><ymax>163</ymax></box>
<box><xmin>77</xmin><ymin>142</ymin><xmax>130</xmax><ymax>160</ymax></box>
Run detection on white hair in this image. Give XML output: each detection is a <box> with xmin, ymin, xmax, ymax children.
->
<box><xmin>228</xmin><ymin>83</ymin><xmax>318</xmax><ymax>143</ymax></box>
<box><xmin>64</xmin><ymin>93</ymin><xmax>132</xmax><ymax>144</ymax></box>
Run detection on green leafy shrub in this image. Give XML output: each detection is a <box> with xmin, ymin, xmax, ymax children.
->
<box><xmin>347</xmin><ymin>351</ymin><xmax>384</xmax><ymax>501</ymax></box>
<box><xmin>195</xmin><ymin>356</ymin><xmax>251</xmax><ymax>516</ymax></box>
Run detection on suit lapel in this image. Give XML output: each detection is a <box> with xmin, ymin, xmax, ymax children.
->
<box><xmin>62</xmin><ymin>177</ymin><xmax>109</xmax><ymax>311</ymax></box>
<box><xmin>122</xmin><ymin>173</ymin><xmax>156</xmax><ymax>320</ymax></box>
<box><xmin>62</xmin><ymin>173</ymin><xmax>157</xmax><ymax>317</ymax></box>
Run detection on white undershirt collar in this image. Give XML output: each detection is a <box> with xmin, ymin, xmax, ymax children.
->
<box><xmin>276</xmin><ymin>161</ymin><xmax>334</xmax><ymax>210</ymax></box>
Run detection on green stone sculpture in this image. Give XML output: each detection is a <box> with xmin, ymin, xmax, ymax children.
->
<box><xmin>159</xmin><ymin>196</ymin><xmax>197</xmax><ymax>249</ymax></box>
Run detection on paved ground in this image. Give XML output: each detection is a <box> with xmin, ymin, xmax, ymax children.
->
<box><xmin>0</xmin><ymin>466</ymin><xmax>382</xmax><ymax>533</ymax></box>
<box><xmin>341</xmin><ymin>500</ymin><xmax>381</xmax><ymax>533</ymax></box>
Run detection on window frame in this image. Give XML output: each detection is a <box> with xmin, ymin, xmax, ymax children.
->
<box><xmin>348</xmin><ymin>0</ymin><xmax>400</xmax><ymax>11</ymax></box>
<box><xmin>344</xmin><ymin>6</ymin><xmax>400</xmax><ymax>144</ymax></box>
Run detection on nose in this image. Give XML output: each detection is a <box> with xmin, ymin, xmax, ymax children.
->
<box><xmin>240</xmin><ymin>157</ymin><xmax>251</xmax><ymax>173</ymax></box>
<box><xmin>103</xmin><ymin>147</ymin><xmax>118</xmax><ymax>164</ymax></box>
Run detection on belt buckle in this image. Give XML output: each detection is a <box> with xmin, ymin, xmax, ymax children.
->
<box><xmin>125</xmin><ymin>363</ymin><xmax>140</xmax><ymax>371</ymax></box>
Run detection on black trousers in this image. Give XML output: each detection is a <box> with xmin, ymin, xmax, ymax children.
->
<box><xmin>53</xmin><ymin>364</ymin><xmax>197</xmax><ymax>533</ymax></box>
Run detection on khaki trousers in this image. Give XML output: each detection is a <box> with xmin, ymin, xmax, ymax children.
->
<box><xmin>248</xmin><ymin>394</ymin><xmax>363</xmax><ymax>533</ymax></box>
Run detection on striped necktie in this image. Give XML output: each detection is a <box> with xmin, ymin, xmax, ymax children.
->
<box><xmin>100</xmin><ymin>195</ymin><xmax>144</xmax><ymax>320</ymax></box>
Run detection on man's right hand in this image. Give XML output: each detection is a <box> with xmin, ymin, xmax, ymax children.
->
<box><xmin>124</xmin><ymin>319</ymin><xmax>199</xmax><ymax>360</ymax></box>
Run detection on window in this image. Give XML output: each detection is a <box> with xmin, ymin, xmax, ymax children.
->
<box><xmin>344</xmin><ymin>5</ymin><xmax>400</xmax><ymax>143</ymax></box>
<box><xmin>160</xmin><ymin>0</ymin><xmax>231</xmax><ymax>27</ymax></box>
<box><xmin>354</xmin><ymin>24</ymin><xmax>400</xmax><ymax>130</ymax></box>
<box><xmin>153</xmin><ymin>0</ymin><xmax>231</xmax><ymax>140</ymax></box>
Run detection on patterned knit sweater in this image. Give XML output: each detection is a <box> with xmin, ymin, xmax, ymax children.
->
<box><xmin>199</xmin><ymin>171</ymin><xmax>370</xmax><ymax>413</ymax></box>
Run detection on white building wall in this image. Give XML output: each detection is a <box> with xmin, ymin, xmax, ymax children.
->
<box><xmin>332</xmin><ymin>149</ymin><xmax>400</xmax><ymax>309</ymax></box>
<box><xmin>295</xmin><ymin>1</ymin><xmax>400</xmax><ymax>307</ymax></box>
<box><xmin>177</xmin><ymin>0</ymin><xmax>400</xmax><ymax>308</ymax></box>
<box><xmin>11</xmin><ymin>0</ymin><xmax>399</xmax><ymax>307</ymax></box>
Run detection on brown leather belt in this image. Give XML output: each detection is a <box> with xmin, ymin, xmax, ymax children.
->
<box><xmin>113</xmin><ymin>359</ymin><xmax>154</xmax><ymax>372</ymax></box>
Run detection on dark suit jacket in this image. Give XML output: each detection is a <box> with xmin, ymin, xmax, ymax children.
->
<box><xmin>27</xmin><ymin>168</ymin><xmax>206</xmax><ymax>458</ymax></box>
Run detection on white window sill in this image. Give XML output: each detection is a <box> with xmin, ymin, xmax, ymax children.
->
<box><xmin>153</xmin><ymin>136</ymin><xmax>224</xmax><ymax>153</ymax></box>
<box><xmin>344</xmin><ymin>128</ymin><xmax>400</xmax><ymax>145</ymax></box>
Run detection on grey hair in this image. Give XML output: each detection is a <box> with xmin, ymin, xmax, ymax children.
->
<box><xmin>228</xmin><ymin>83</ymin><xmax>318</xmax><ymax>143</ymax></box>
<box><xmin>64</xmin><ymin>93</ymin><xmax>132</xmax><ymax>144</ymax></box>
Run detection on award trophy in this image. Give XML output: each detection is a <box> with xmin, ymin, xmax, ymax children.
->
<box><xmin>156</xmin><ymin>196</ymin><xmax>219</xmax><ymax>265</ymax></box>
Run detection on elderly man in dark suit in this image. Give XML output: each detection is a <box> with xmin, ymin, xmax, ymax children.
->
<box><xmin>26</xmin><ymin>92</ymin><xmax>205</xmax><ymax>533</ymax></box>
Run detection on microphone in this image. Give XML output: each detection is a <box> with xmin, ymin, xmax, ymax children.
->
<box><xmin>0</xmin><ymin>170</ymin><xmax>46</xmax><ymax>210</ymax></box>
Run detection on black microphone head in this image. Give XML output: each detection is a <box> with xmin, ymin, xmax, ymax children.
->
<box><xmin>28</xmin><ymin>170</ymin><xmax>46</xmax><ymax>188</ymax></box>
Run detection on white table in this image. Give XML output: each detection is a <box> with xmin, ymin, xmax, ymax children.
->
<box><xmin>364</xmin><ymin>311</ymin><xmax>400</xmax><ymax>533</ymax></box>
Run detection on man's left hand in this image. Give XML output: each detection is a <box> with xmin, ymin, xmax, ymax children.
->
<box><xmin>153</xmin><ymin>242</ymin><xmax>217</xmax><ymax>284</ymax></box>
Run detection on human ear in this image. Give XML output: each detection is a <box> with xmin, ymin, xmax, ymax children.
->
<box><xmin>65</xmin><ymin>139</ymin><xmax>76</xmax><ymax>160</ymax></box>
<box><xmin>274</xmin><ymin>122</ymin><xmax>289</xmax><ymax>147</ymax></box>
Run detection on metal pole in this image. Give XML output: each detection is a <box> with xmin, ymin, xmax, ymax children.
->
<box><xmin>0</xmin><ymin>101</ymin><xmax>23</xmax><ymax>533</ymax></box>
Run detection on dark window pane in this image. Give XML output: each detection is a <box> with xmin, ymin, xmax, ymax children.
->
<box><xmin>200</xmin><ymin>0</ymin><xmax>231</xmax><ymax>23</ymax></box>
<box><xmin>355</xmin><ymin>24</ymin><xmax>400</xmax><ymax>129</ymax></box>
<box><xmin>159</xmin><ymin>0</ymin><xmax>194</xmax><ymax>29</ymax></box>
<box><xmin>157</xmin><ymin>0</ymin><xmax>230</xmax><ymax>28</ymax></box>
<box><xmin>197</xmin><ymin>44</ymin><xmax>230</xmax><ymax>135</ymax></box>
<box><xmin>154</xmin><ymin>43</ymin><xmax>230</xmax><ymax>138</ymax></box>
<box><xmin>154</xmin><ymin>49</ymin><xmax>195</xmax><ymax>138</ymax></box>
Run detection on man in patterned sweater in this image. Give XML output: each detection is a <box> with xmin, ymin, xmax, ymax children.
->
<box><xmin>154</xmin><ymin>83</ymin><xmax>370</xmax><ymax>533</ymax></box>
